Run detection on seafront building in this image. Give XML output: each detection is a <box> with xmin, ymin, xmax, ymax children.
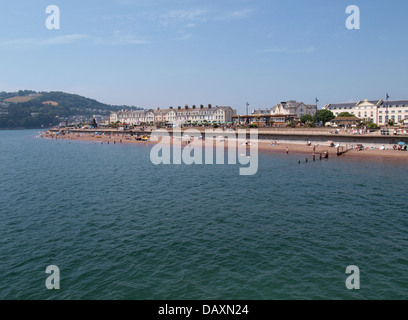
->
<box><xmin>233</xmin><ymin>100</ymin><xmax>317</xmax><ymax>127</ymax></box>
<box><xmin>323</xmin><ymin>99</ymin><xmax>408</xmax><ymax>125</ymax></box>
<box><xmin>110</xmin><ymin>105</ymin><xmax>236</xmax><ymax>126</ymax></box>
<box><xmin>108</xmin><ymin>98</ymin><xmax>408</xmax><ymax>128</ymax></box>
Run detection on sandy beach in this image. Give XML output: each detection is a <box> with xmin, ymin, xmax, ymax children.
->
<box><xmin>41</xmin><ymin>131</ymin><xmax>408</xmax><ymax>161</ymax></box>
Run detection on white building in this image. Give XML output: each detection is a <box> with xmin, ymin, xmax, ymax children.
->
<box><xmin>271</xmin><ymin>101</ymin><xmax>317</xmax><ymax>118</ymax></box>
<box><xmin>251</xmin><ymin>100</ymin><xmax>317</xmax><ymax>120</ymax></box>
<box><xmin>323</xmin><ymin>99</ymin><xmax>408</xmax><ymax>126</ymax></box>
<box><xmin>110</xmin><ymin>105</ymin><xmax>237</xmax><ymax>126</ymax></box>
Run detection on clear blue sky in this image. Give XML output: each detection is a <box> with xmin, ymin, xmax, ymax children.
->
<box><xmin>1</xmin><ymin>0</ymin><xmax>407</xmax><ymax>113</ymax></box>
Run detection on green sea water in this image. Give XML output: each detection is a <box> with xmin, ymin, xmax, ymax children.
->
<box><xmin>0</xmin><ymin>129</ymin><xmax>407</xmax><ymax>300</ymax></box>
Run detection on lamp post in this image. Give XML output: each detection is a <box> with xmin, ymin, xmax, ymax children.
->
<box><xmin>246</xmin><ymin>102</ymin><xmax>249</xmax><ymax>125</ymax></box>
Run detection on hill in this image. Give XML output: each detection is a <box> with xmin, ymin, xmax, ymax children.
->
<box><xmin>0</xmin><ymin>90</ymin><xmax>142</xmax><ymax>129</ymax></box>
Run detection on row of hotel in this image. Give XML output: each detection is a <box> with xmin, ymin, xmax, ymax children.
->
<box><xmin>108</xmin><ymin>98</ymin><xmax>408</xmax><ymax>127</ymax></box>
<box><xmin>109</xmin><ymin>105</ymin><xmax>237</xmax><ymax>126</ymax></box>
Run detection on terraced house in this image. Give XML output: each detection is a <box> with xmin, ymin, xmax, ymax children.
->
<box><xmin>110</xmin><ymin>105</ymin><xmax>236</xmax><ymax>126</ymax></box>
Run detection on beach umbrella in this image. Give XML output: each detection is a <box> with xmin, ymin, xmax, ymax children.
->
<box><xmin>398</xmin><ymin>142</ymin><xmax>406</xmax><ymax>146</ymax></box>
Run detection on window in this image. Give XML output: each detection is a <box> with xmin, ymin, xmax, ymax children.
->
<box><xmin>379</xmin><ymin>116</ymin><xmax>383</xmax><ymax>123</ymax></box>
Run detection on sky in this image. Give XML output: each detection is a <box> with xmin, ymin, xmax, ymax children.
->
<box><xmin>0</xmin><ymin>0</ymin><xmax>407</xmax><ymax>113</ymax></box>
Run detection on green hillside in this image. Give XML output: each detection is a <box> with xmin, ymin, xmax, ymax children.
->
<box><xmin>0</xmin><ymin>90</ymin><xmax>142</xmax><ymax>129</ymax></box>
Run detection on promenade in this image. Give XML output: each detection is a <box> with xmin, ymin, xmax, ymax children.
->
<box><xmin>49</xmin><ymin>127</ymin><xmax>408</xmax><ymax>148</ymax></box>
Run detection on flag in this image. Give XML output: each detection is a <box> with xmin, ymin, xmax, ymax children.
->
<box><xmin>316</xmin><ymin>98</ymin><xmax>319</xmax><ymax>104</ymax></box>
<box><xmin>246</xmin><ymin>102</ymin><xmax>249</xmax><ymax>107</ymax></box>
<box><xmin>386</xmin><ymin>93</ymin><xmax>390</xmax><ymax>100</ymax></box>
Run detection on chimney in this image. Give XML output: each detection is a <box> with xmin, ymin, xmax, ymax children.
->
<box><xmin>208</xmin><ymin>104</ymin><xmax>212</xmax><ymax>109</ymax></box>
<box><xmin>200</xmin><ymin>105</ymin><xmax>204</xmax><ymax>109</ymax></box>
<box><xmin>170</xmin><ymin>106</ymin><xmax>173</xmax><ymax>109</ymax></box>
<box><xmin>178</xmin><ymin>106</ymin><xmax>181</xmax><ymax>110</ymax></box>
<box><xmin>192</xmin><ymin>105</ymin><xmax>196</xmax><ymax>109</ymax></box>
<box><xmin>185</xmin><ymin>105</ymin><xmax>189</xmax><ymax>110</ymax></box>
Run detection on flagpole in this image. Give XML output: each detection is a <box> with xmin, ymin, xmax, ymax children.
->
<box><xmin>386</xmin><ymin>93</ymin><xmax>389</xmax><ymax>127</ymax></box>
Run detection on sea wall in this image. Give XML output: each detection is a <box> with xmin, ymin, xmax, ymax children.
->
<box><xmin>51</xmin><ymin>127</ymin><xmax>408</xmax><ymax>148</ymax></box>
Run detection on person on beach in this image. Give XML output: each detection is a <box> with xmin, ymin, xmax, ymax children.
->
<box><xmin>286</xmin><ymin>147</ymin><xmax>289</xmax><ymax>154</ymax></box>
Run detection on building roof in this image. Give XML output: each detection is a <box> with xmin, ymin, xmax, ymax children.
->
<box><xmin>326</xmin><ymin>103</ymin><xmax>356</xmax><ymax>109</ymax></box>
<box><xmin>379</xmin><ymin>100</ymin><xmax>408</xmax><ymax>105</ymax></box>
<box><xmin>326</xmin><ymin>99</ymin><xmax>408</xmax><ymax>109</ymax></box>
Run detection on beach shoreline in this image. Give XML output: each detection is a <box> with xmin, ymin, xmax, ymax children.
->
<box><xmin>40</xmin><ymin>131</ymin><xmax>408</xmax><ymax>161</ymax></box>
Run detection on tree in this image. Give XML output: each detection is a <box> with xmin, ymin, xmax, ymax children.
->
<box><xmin>337</xmin><ymin>112</ymin><xmax>354</xmax><ymax>118</ymax></box>
<box><xmin>300</xmin><ymin>114</ymin><xmax>314</xmax><ymax>124</ymax></box>
<box><xmin>315</xmin><ymin>109</ymin><xmax>335</xmax><ymax>125</ymax></box>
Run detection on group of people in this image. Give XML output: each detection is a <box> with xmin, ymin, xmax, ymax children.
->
<box><xmin>392</xmin><ymin>144</ymin><xmax>407</xmax><ymax>151</ymax></box>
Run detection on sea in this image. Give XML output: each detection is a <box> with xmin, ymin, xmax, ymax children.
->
<box><xmin>0</xmin><ymin>129</ymin><xmax>407</xmax><ymax>300</ymax></box>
